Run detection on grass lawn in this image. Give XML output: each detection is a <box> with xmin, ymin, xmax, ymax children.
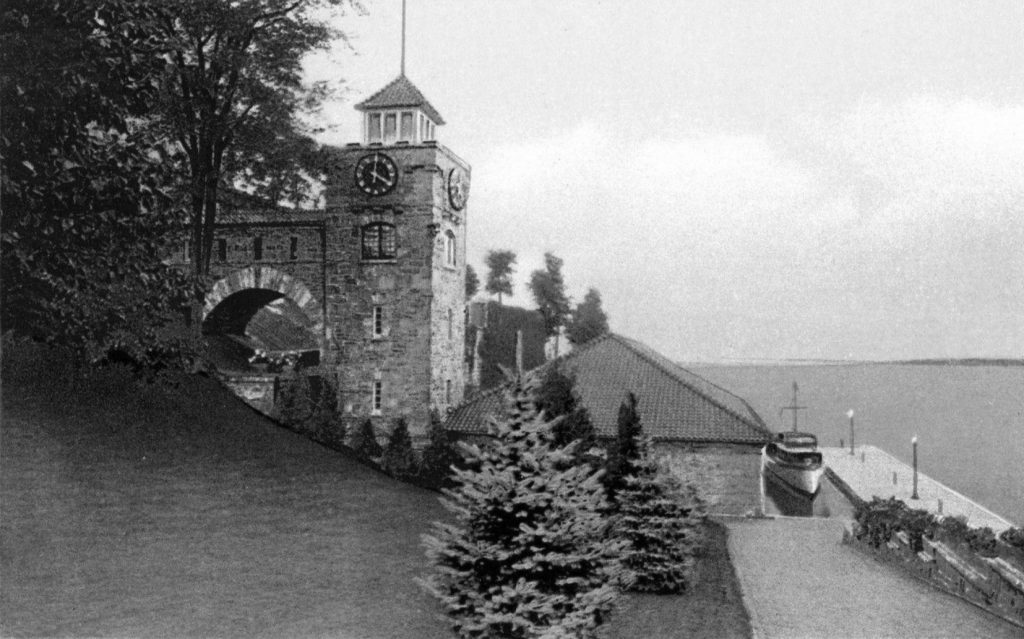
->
<box><xmin>1</xmin><ymin>345</ymin><xmax>751</xmax><ymax>638</ymax></box>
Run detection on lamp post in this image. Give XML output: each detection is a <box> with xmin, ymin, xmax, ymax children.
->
<box><xmin>847</xmin><ymin>409</ymin><xmax>855</xmax><ymax>455</ymax></box>
<box><xmin>911</xmin><ymin>435</ymin><xmax>919</xmax><ymax>500</ymax></box>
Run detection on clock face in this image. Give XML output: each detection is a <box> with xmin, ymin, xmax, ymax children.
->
<box><xmin>354</xmin><ymin>153</ymin><xmax>398</xmax><ymax>196</ymax></box>
<box><xmin>447</xmin><ymin>168</ymin><xmax>469</xmax><ymax>211</ymax></box>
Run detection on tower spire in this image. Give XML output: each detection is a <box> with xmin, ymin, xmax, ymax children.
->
<box><xmin>400</xmin><ymin>0</ymin><xmax>407</xmax><ymax>76</ymax></box>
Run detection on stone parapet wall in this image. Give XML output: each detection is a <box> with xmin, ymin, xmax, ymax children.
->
<box><xmin>844</xmin><ymin>523</ymin><xmax>1024</xmax><ymax>629</ymax></box>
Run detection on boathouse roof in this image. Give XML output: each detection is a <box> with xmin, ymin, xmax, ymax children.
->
<box><xmin>445</xmin><ymin>333</ymin><xmax>771</xmax><ymax>444</ymax></box>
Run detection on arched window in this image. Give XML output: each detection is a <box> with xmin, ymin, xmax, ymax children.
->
<box><xmin>362</xmin><ymin>222</ymin><xmax>396</xmax><ymax>260</ymax></box>
<box><xmin>445</xmin><ymin>230</ymin><xmax>456</xmax><ymax>267</ymax></box>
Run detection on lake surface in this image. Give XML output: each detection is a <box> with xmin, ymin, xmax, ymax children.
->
<box><xmin>688</xmin><ymin>363</ymin><xmax>1024</xmax><ymax>526</ymax></box>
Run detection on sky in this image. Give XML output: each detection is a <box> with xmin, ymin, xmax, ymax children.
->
<box><xmin>305</xmin><ymin>0</ymin><xmax>1024</xmax><ymax>362</ymax></box>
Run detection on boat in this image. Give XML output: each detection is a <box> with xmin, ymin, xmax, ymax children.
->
<box><xmin>761</xmin><ymin>381</ymin><xmax>825</xmax><ymax>496</ymax></box>
<box><xmin>762</xmin><ymin>431</ymin><xmax>825</xmax><ymax>496</ymax></box>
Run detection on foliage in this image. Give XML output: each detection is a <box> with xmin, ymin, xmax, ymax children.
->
<box><xmin>566</xmin><ymin>288</ymin><xmax>610</xmax><ymax>346</ymax></box>
<box><xmin>528</xmin><ymin>252</ymin><xmax>570</xmax><ymax>356</ymax></box>
<box><xmin>419</xmin><ymin>409</ymin><xmax>458</xmax><ymax>488</ymax></box>
<box><xmin>1</xmin><ymin>0</ymin><xmax>196</xmax><ymax>367</ymax></box>
<box><xmin>350</xmin><ymin>418</ymin><xmax>383</xmax><ymax>459</ymax></box>
<box><xmin>613</xmin><ymin>436</ymin><xmax>705</xmax><ymax>593</ymax></box>
<box><xmin>421</xmin><ymin>374</ymin><xmax>627</xmax><ymax>638</ymax></box>
<box><xmin>153</xmin><ymin>0</ymin><xmax>355</xmax><ymax>283</ymax></box>
<box><xmin>484</xmin><ymin>249</ymin><xmax>517</xmax><ymax>304</ymax></box>
<box><xmin>473</xmin><ymin>302</ymin><xmax>547</xmax><ymax>390</ymax></box>
<box><xmin>276</xmin><ymin>374</ymin><xmax>339</xmax><ymax>435</ymax></box>
<box><xmin>604</xmin><ymin>392</ymin><xmax>644</xmax><ymax>497</ymax></box>
<box><xmin>465</xmin><ymin>264</ymin><xmax>480</xmax><ymax>299</ymax></box>
<box><xmin>382</xmin><ymin>417</ymin><xmax>418</xmax><ymax>479</ymax></box>
<box><xmin>853</xmin><ymin>497</ymin><xmax>935</xmax><ymax>552</ymax></box>
<box><xmin>536</xmin><ymin>366</ymin><xmax>598</xmax><ymax>465</ymax></box>
<box><xmin>1000</xmin><ymin>527</ymin><xmax>1024</xmax><ymax>550</ymax></box>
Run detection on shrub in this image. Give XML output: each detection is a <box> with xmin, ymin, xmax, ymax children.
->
<box><xmin>420</xmin><ymin>374</ymin><xmax>627</xmax><ymax>638</ymax></box>
<box><xmin>613</xmin><ymin>436</ymin><xmax>705</xmax><ymax>593</ymax></box>
<box><xmin>382</xmin><ymin>417</ymin><xmax>418</xmax><ymax>479</ymax></box>
<box><xmin>350</xmin><ymin>418</ymin><xmax>383</xmax><ymax>459</ymax></box>
<box><xmin>999</xmin><ymin>526</ymin><xmax>1024</xmax><ymax>550</ymax></box>
<box><xmin>418</xmin><ymin>409</ymin><xmax>458</xmax><ymax>488</ymax></box>
<box><xmin>855</xmin><ymin>496</ymin><xmax>936</xmax><ymax>551</ymax></box>
<box><xmin>604</xmin><ymin>392</ymin><xmax>643</xmax><ymax>498</ymax></box>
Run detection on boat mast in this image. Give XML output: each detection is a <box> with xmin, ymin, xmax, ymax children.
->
<box><xmin>780</xmin><ymin>381</ymin><xmax>806</xmax><ymax>432</ymax></box>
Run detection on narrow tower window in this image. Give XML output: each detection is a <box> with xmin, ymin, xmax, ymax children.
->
<box><xmin>400</xmin><ymin>112</ymin><xmax>414</xmax><ymax>141</ymax></box>
<box><xmin>445</xmin><ymin>231</ymin><xmax>456</xmax><ymax>267</ymax></box>
<box><xmin>447</xmin><ymin>308</ymin><xmax>453</xmax><ymax>340</ymax></box>
<box><xmin>445</xmin><ymin>379</ymin><xmax>452</xmax><ymax>405</ymax></box>
<box><xmin>384</xmin><ymin>113</ymin><xmax>397</xmax><ymax>144</ymax></box>
<box><xmin>216</xmin><ymin>238</ymin><xmax>227</xmax><ymax>263</ymax></box>
<box><xmin>289</xmin><ymin>236</ymin><xmax>298</xmax><ymax>260</ymax></box>
<box><xmin>372</xmin><ymin>380</ymin><xmax>383</xmax><ymax>414</ymax></box>
<box><xmin>373</xmin><ymin>306</ymin><xmax>384</xmax><ymax>337</ymax></box>
<box><xmin>253</xmin><ymin>236</ymin><xmax>263</xmax><ymax>261</ymax></box>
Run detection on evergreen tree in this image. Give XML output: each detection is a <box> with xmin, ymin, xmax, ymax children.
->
<box><xmin>604</xmin><ymin>392</ymin><xmax>643</xmax><ymax>496</ymax></box>
<box><xmin>528</xmin><ymin>252</ymin><xmax>571</xmax><ymax>357</ymax></box>
<box><xmin>484</xmin><ymin>250</ymin><xmax>517</xmax><ymax>304</ymax></box>
<box><xmin>465</xmin><ymin>264</ymin><xmax>480</xmax><ymax>299</ymax></box>
<box><xmin>536</xmin><ymin>366</ymin><xmax>598</xmax><ymax>465</ymax></box>
<box><xmin>421</xmin><ymin>375</ymin><xmax>628</xmax><ymax>638</ymax></box>
<box><xmin>382</xmin><ymin>417</ymin><xmax>417</xmax><ymax>479</ymax></box>
<box><xmin>566</xmin><ymin>288</ymin><xmax>610</xmax><ymax>346</ymax></box>
<box><xmin>419</xmin><ymin>409</ymin><xmax>458</xmax><ymax>488</ymax></box>
<box><xmin>613</xmin><ymin>435</ymin><xmax>705</xmax><ymax>593</ymax></box>
<box><xmin>350</xmin><ymin>418</ymin><xmax>383</xmax><ymax>459</ymax></box>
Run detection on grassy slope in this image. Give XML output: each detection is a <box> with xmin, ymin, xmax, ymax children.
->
<box><xmin>1</xmin><ymin>345</ymin><xmax>750</xmax><ymax>638</ymax></box>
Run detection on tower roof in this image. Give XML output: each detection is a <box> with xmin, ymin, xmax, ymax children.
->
<box><xmin>355</xmin><ymin>74</ymin><xmax>445</xmax><ymax>125</ymax></box>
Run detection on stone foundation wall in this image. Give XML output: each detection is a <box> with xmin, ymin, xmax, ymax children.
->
<box><xmin>656</xmin><ymin>442</ymin><xmax>764</xmax><ymax>516</ymax></box>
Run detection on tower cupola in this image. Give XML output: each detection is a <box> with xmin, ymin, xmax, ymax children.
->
<box><xmin>355</xmin><ymin>74</ymin><xmax>445</xmax><ymax>145</ymax></box>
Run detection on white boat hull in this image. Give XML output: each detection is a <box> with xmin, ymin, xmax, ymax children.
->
<box><xmin>762</xmin><ymin>447</ymin><xmax>825</xmax><ymax>496</ymax></box>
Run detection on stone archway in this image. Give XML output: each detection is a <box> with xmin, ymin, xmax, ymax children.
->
<box><xmin>204</xmin><ymin>266</ymin><xmax>328</xmax><ymax>356</ymax></box>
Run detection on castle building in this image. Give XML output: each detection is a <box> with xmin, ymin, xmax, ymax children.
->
<box><xmin>322</xmin><ymin>74</ymin><xmax>471</xmax><ymax>434</ymax></box>
<box><xmin>197</xmin><ymin>73</ymin><xmax>471</xmax><ymax>442</ymax></box>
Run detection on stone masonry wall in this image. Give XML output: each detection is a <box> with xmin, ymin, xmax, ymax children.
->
<box><xmin>657</xmin><ymin>442</ymin><xmax>764</xmax><ymax>516</ymax></box>
<box><xmin>323</xmin><ymin>142</ymin><xmax>469</xmax><ymax>442</ymax></box>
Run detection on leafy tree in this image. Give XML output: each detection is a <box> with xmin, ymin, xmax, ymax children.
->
<box><xmin>613</xmin><ymin>435</ymin><xmax>705</xmax><ymax>593</ymax></box>
<box><xmin>1</xmin><ymin>1</ymin><xmax>195</xmax><ymax>366</ymax></box>
<box><xmin>421</xmin><ymin>374</ymin><xmax>628</xmax><ymax>638</ymax></box>
<box><xmin>566</xmin><ymin>288</ymin><xmax>610</xmax><ymax>346</ymax></box>
<box><xmin>536</xmin><ymin>366</ymin><xmax>598</xmax><ymax>465</ymax></box>
<box><xmin>350</xmin><ymin>418</ymin><xmax>382</xmax><ymax>459</ymax></box>
<box><xmin>465</xmin><ymin>264</ymin><xmax>480</xmax><ymax>299</ymax></box>
<box><xmin>153</xmin><ymin>0</ymin><xmax>352</xmax><ymax>310</ymax></box>
<box><xmin>528</xmin><ymin>252</ymin><xmax>571</xmax><ymax>357</ymax></box>
<box><xmin>484</xmin><ymin>249</ymin><xmax>516</xmax><ymax>304</ymax></box>
<box><xmin>382</xmin><ymin>417</ymin><xmax>417</xmax><ymax>479</ymax></box>
<box><xmin>419</xmin><ymin>408</ymin><xmax>458</xmax><ymax>488</ymax></box>
<box><xmin>604</xmin><ymin>392</ymin><xmax>643</xmax><ymax>497</ymax></box>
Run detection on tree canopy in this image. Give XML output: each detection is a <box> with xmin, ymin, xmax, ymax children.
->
<box><xmin>484</xmin><ymin>249</ymin><xmax>516</xmax><ymax>304</ymax></box>
<box><xmin>1</xmin><ymin>0</ymin><xmax>194</xmax><ymax>364</ymax></box>
<box><xmin>528</xmin><ymin>252</ymin><xmax>571</xmax><ymax>356</ymax></box>
<box><xmin>154</xmin><ymin>0</ymin><xmax>350</xmax><ymax>287</ymax></box>
<box><xmin>567</xmin><ymin>288</ymin><xmax>610</xmax><ymax>346</ymax></box>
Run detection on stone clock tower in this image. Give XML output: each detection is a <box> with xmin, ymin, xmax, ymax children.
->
<box><xmin>323</xmin><ymin>75</ymin><xmax>470</xmax><ymax>439</ymax></box>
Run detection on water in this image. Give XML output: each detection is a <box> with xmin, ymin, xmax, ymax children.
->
<box><xmin>689</xmin><ymin>363</ymin><xmax>1024</xmax><ymax>526</ymax></box>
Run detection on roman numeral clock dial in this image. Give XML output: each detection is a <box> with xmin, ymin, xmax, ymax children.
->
<box><xmin>354</xmin><ymin>153</ymin><xmax>398</xmax><ymax>196</ymax></box>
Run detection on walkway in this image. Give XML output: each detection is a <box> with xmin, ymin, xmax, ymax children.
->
<box><xmin>726</xmin><ymin>517</ymin><xmax>1023</xmax><ymax>639</ymax></box>
<box><xmin>823</xmin><ymin>446</ymin><xmax>1014</xmax><ymax>533</ymax></box>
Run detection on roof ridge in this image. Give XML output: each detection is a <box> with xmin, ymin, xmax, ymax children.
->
<box><xmin>611</xmin><ymin>335</ymin><xmax>770</xmax><ymax>438</ymax></box>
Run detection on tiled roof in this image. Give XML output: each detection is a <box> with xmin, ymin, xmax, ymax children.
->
<box><xmin>446</xmin><ymin>333</ymin><xmax>771</xmax><ymax>444</ymax></box>
<box><xmin>355</xmin><ymin>74</ymin><xmax>446</xmax><ymax>125</ymax></box>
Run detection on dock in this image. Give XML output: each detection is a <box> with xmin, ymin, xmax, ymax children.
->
<box><xmin>822</xmin><ymin>445</ymin><xmax>1014</xmax><ymax>533</ymax></box>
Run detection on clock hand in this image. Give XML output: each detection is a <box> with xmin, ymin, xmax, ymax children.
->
<box><xmin>370</xmin><ymin>169</ymin><xmax>393</xmax><ymax>186</ymax></box>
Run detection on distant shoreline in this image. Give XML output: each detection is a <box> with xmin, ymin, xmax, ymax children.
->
<box><xmin>681</xmin><ymin>358</ymin><xmax>1024</xmax><ymax>368</ymax></box>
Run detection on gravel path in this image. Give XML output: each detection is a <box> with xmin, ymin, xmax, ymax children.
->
<box><xmin>726</xmin><ymin>517</ymin><xmax>1023</xmax><ymax>639</ymax></box>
